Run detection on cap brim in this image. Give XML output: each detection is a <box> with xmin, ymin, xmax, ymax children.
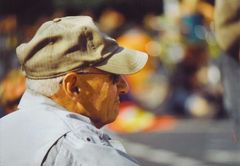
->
<box><xmin>96</xmin><ymin>47</ymin><xmax>148</xmax><ymax>75</ymax></box>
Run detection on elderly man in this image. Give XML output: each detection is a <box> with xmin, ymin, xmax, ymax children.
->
<box><xmin>0</xmin><ymin>16</ymin><xmax>148</xmax><ymax>166</ymax></box>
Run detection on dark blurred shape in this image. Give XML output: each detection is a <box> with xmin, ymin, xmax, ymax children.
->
<box><xmin>0</xmin><ymin>15</ymin><xmax>19</xmax><ymax>80</ymax></box>
<box><xmin>99</xmin><ymin>0</ymin><xmax>164</xmax><ymax>24</ymax></box>
<box><xmin>204</xmin><ymin>0</ymin><xmax>215</xmax><ymax>6</ymax></box>
<box><xmin>0</xmin><ymin>0</ymin><xmax>54</xmax><ymax>25</ymax></box>
<box><xmin>0</xmin><ymin>0</ymin><xmax>163</xmax><ymax>25</ymax></box>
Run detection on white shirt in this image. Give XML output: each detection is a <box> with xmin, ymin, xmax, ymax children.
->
<box><xmin>0</xmin><ymin>90</ymin><xmax>139</xmax><ymax>166</ymax></box>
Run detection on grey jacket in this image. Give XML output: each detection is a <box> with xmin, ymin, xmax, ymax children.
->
<box><xmin>0</xmin><ymin>90</ymin><xmax>139</xmax><ymax>166</ymax></box>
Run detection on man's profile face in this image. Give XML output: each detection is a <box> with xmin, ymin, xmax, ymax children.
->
<box><xmin>75</xmin><ymin>68</ymin><xmax>129</xmax><ymax>126</ymax></box>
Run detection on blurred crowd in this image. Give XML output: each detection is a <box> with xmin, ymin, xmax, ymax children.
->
<box><xmin>0</xmin><ymin>0</ymin><xmax>228</xmax><ymax>131</ymax></box>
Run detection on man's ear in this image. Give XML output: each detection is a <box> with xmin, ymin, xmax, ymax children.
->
<box><xmin>62</xmin><ymin>72</ymin><xmax>79</xmax><ymax>97</ymax></box>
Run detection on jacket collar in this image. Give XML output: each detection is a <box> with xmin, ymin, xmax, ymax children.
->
<box><xmin>18</xmin><ymin>89</ymin><xmax>92</xmax><ymax>124</ymax></box>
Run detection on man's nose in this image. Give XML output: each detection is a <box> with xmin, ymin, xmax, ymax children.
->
<box><xmin>117</xmin><ymin>76</ymin><xmax>129</xmax><ymax>94</ymax></box>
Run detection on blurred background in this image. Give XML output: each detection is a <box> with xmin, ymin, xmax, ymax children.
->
<box><xmin>0</xmin><ymin>0</ymin><xmax>239</xmax><ymax>165</ymax></box>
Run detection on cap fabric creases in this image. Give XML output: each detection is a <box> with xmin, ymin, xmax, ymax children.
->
<box><xmin>16</xmin><ymin>16</ymin><xmax>148</xmax><ymax>79</ymax></box>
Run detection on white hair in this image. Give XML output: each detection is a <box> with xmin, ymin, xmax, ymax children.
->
<box><xmin>26</xmin><ymin>69</ymin><xmax>92</xmax><ymax>97</ymax></box>
<box><xmin>26</xmin><ymin>76</ymin><xmax>64</xmax><ymax>97</ymax></box>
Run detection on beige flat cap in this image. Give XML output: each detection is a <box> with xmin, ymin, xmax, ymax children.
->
<box><xmin>16</xmin><ymin>16</ymin><xmax>148</xmax><ymax>79</ymax></box>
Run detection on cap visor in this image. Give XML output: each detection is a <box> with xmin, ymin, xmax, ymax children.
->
<box><xmin>96</xmin><ymin>47</ymin><xmax>148</xmax><ymax>75</ymax></box>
